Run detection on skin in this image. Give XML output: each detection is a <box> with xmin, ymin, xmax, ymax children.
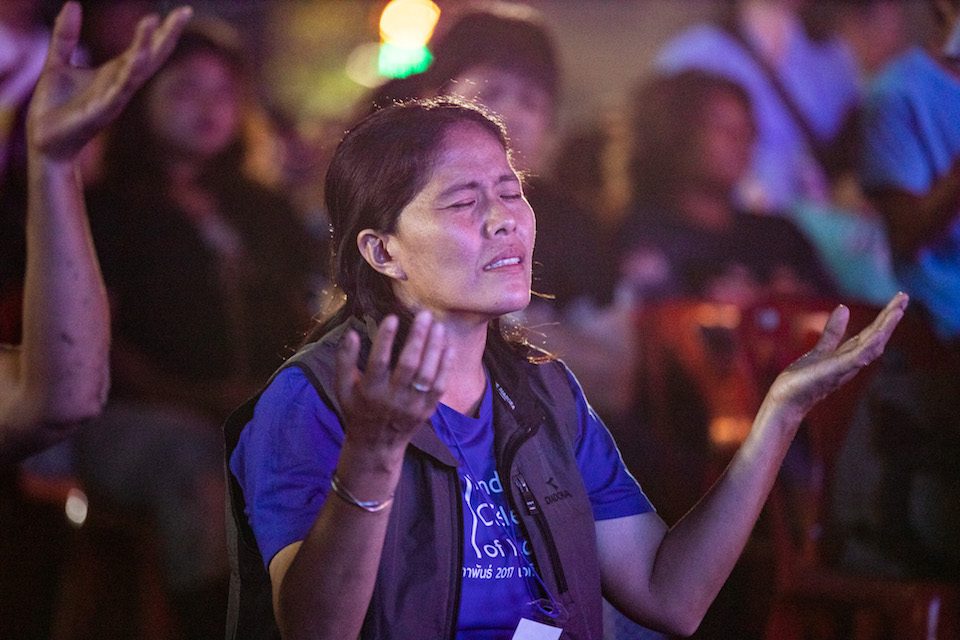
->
<box><xmin>268</xmin><ymin>120</ymin><xmax>908</xmax><ymax>638</ymax></box>
<box><xmin>672</xmin><ymin>89</ymin><xmax>757</xmax><ymax>233</ymax></box>
<box><xmin>0</xmin><ymin>2</ymin><xmax>191</xmax><ymax>464</ymax></box>
<box><xmin>695</xmin><ymin>90</ymin><xmax>756</xmax><ymax>201</ymax></box>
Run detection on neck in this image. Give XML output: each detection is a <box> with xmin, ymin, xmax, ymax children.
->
<box><xmin>434</xmin><ymin>314</ymin><xmax>490</xmax><ymax>415</ymax></box>
<box><xmin>739</xmin><ymin>0</ymin><xmax>799</xmax><ymax>64</ymax></box>
<box><xmin>677</xmin><ymin>185</ymin><xmax>735</xmax><ymax>231</ymax></box>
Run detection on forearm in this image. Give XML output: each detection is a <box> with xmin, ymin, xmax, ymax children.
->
<box><xmin>648</xmin><ymin>398</ymin><xmax>800</xmax><ymax>631</ymax></box>
<box><xmin>20</xmin><ymin>154</ymin><xmax>110</xmax><ymax>422</ymax></box>
<box><xmin>275</xmin><ymin>439</ymin><xmax>405</xmax><ymax>640</ymax></box>
<box><xmin>0</xmin><ymin>347</ymin><xmax>88</xmax><ymax>464</ymax></box>
<box><xmin>872</xmin><ymin>160</ymin><xmax>960</xmax><ymax>257</ymax></box>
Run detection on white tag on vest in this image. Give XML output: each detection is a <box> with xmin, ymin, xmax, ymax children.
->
<box><xmin>512</xmin><ymin>617</ymin><xmax>563</xmax><ymax>640</ymax></box>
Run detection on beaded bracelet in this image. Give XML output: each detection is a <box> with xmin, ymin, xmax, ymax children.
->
<box><xmin>330</xmin><ymin>472</ymin><xmax>394</xmax><ymax>513</ymax></box>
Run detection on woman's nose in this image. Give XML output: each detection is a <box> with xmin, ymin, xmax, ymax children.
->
<box><xmin>485</xmin><ymin>200</ymin><xmax>518</xmax><ymax>237</ymax></box>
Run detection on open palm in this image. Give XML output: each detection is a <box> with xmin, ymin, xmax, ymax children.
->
<box><xmin>767</xmin><ymin>292</ymin><xmax>908</xmax><ymax>422</ymax></box>
<box><xmin>27</xmin><ymin>2</ymin><xmax>192</xmax><ymax>162</ymax></box>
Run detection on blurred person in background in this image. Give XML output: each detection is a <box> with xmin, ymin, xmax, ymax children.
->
<box><xmin>782</xmin><ymin>0</ymin><xmax>907</xmax><ymax>307</ymax></box>
<box><xmin>655</xmin><ymin>0</ymin><xmax>907</xmax><ymax>310</ymax></box>
<box><xmin>656</xmin><ymin>0</ymin><xmax>861</xmax><ymax>214</ymax></box>
<box><xmin>0</xmin><ymin>0</ymin><xmax>46</xmax><ymax>187</ymax></box>
<box><xmin>823</xmin><ymin>0</ymin><xmax>909</xmax><ymax>79</ymax></box>
<box><xmin>861</xmin><ymin>0</ymin><xmax>960</xmax><ymax>344</ymax></box>
<box><xmin>69</xmin><ymin>15</ymin><xmax>323</xmax><ymax>638</ymax></box>
<box><xmin>828</xmin><ymin>0</ymin><xmax>960</xmax><ymax>584</ymax></box>
<box><xmin>618</xmin><ymin>70</ymin><xmax>837</xmax><ymax>310</ymax></box>
<box><xmin>616</xmin><ymin>69</ymin><xmax>840</xmax><ymax>639</ymax></box>
<box><xmin>617</xmin><ymin>71</ymin><xmax>838</xmax><ymax>502</ymax></box>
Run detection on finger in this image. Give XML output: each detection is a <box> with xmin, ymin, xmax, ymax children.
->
<box><xmin>844</xmin><ymin>292</ymin><xmax>908</xmax><ymax>363</ymax></box>
<box><xmin>809</xmin><ymin>304</ymin><xmax>850</xmax><ymax>355</ymax></box>
<box><xmin>89</xmin><ymin>12</ymin><xmax>158</xmax><ymax>121</ymax></box>
<box><xmin>366</xmin><ymin>315</ymin><xmax>399</xmax><ymax>382</ymax></box>
<box><xmin>872</xmin><ymin>291</ymin><xmax>910</xmax><ymax>326</ymax></box>
<box><xmin>116</xmin><ymin>13</ymin><xmax>162</xmax><ymax>91</ymax></box>
<box><xmin>414</xmin><ymin>340</ymin><xmax>449</xmax><ymax>420</ymax></box>
<box><xmin>429</xmin><ymin>341</ymin><xmax>455</xmax><ymax>402</ymax></box>
<box><xmin>47</xmin><ymin>2</ymin><xmax>82</xmax><ymax>68</ymax></box>
<box><xmin>393</xmin><ymin>311</ymin><xmax>433</xmax><ymax>388</ymax></box>
<box><xmin>413</xmin><ymin>321</ymin><xmax>447</xmax><ymax>390</ymax></box>
<box><xmin>335</xmin><ymin>329</ymin><xmax>361</xmax><ymax>403</ymax></box>
<box><xmin>145</xmin><ymin>7</ymin><xmax>194</xmax><ymax>75</ymax></box>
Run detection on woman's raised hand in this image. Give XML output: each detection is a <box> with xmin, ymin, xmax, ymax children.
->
<box><xmin>765</xmin><ymin>292</ymin><xmax>908</xmax><ymax>423</ymax></box>
<box><xmin>335</xmin><ymin>311</ymin><xmax>452</xmax><ymax>451</ymax></box>
<box><xmin>27</xmin><ymin>2</ymin><xmax>192</xmax><ymax>162</ymax></box>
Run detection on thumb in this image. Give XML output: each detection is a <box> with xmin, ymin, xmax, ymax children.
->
<box><xmin>47</xmin><ymin>2</ymin><xmax>82</xmax><ymax>69</ymax></box>
<box><xmin>809</xmin><ymin>304</ymin><xmax>850</xmax><ymax>355</ymax></box>
<box><xmin>335</xmin><ymin>329</ymin><xmax>361</xmax><ymax>404</ymax></box>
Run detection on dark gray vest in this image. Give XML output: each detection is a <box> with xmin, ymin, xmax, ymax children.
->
<box><xmin>224</xmin><ymin>321</ymin><xmax>603</xmax><ymax>639</ymax></box>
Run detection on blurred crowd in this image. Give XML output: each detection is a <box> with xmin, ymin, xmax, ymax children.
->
<box><xmin>1</xmin><ymin>0</ymin><xmax>959</xmax><ymax>639</ymax></box>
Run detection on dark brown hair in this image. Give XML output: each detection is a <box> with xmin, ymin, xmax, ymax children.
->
<box><xmin>426</xmin><ymin>2</ymin><xmax>560</xmax><ymax>103</ymax></box>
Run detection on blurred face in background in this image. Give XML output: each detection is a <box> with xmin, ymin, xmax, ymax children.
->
<box><xmin>146</xmin><ymin>51</ymin><xmax>242</xmax><ymax>162</ymax></box>
<box><xmin>447</xmin><ymin>65</ymin><xmax>554</xmax><ymax>174</ymax></box>
<box><xmin>691</xmin><ymin>88</ymin><xmax>756</xmax><ymax>194</ymax></box>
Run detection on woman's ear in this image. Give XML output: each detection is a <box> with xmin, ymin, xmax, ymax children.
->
<box><xmin>357</xmin><ymin>229</ymin><xmax>407</xmax><ymax>280</ymax></box>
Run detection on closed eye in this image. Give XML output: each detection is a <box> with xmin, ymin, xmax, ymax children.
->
<box><xmin>501</xmin><ymin>193</ymin><xmax>523</xmax><ymax>200</ymax></box>
<box><xmin>445</xmin><ymin>200</ymin><xmax>476</xmax><ymax>209</ymax></box>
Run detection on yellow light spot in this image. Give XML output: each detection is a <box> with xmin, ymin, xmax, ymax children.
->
<box><xmin>379</xmin><ymin>0</ymin><xmax>441</xmax><ymax>48</ymax></box>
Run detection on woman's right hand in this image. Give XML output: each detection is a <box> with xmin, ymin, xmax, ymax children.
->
<box><xmin>335</xmin><ymin>311</ymin><xmax>451</xmax><ymax>454</ymax></box>
<box><xmin>27</xmin><ymin>2</ymin><xmax>192</xmax><ymax>163</ymax></box>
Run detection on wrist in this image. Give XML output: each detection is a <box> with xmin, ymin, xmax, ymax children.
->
<box><xmin>341</xmin><ymin>433</ymin><xmax>408</xmax><ymax>472</ymax></box>
<box><xmin>28</xmin><ymin>153</ymin><xmax>78</xmax><ymax>184</ymax></box>
<box><xmin>335</xmin><ymin>438</ymin><xmax>406</xmax><ymax>501</ymax></box>
<box><xmin>753</xmin><ymin>396</ymin><xmax>804</xmax><ymax>439</ymax></box>
<box><xmin>330</xmin><ymin>471</ymin><xmax>394</xmax><ymax>513</ymax></box>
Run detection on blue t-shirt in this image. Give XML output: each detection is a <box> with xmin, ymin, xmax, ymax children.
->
<box><xmin>860</xmin><ymin>47</ymin><xmax>960</xmax><ymax>340</ymax></box>
<box><xmin>230</xmin><ymin>364</ymin><xmax>653</xmax><ymax>637</ymax></box>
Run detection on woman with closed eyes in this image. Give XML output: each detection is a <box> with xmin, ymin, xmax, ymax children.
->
<box><xmin>225</xmin><ymin>96</ymin><xmax>907</xmax><ymax>640</ymax></box>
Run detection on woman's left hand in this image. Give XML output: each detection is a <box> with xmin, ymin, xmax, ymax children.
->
<box><xmin>27</xmin><ymin>2</ymin><xmax>192</xmax><ymax>163</ymax></box>
<box><xmin>765</xmin><ymin>292</ymin><xmax>908</xmax><ymax>423</ymax></box>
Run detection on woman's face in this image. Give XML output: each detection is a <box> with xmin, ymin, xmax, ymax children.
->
<box><xmin>379</xmin><ymin>122</ymin><xmax>536</xmax><ymax>323</ymax></box>
<box><xmin>692</xmin><ymin>90</ymin><xmax>756</xmax><ymax>192</ymax></box>
<box><xmin>447</xmin><ymin>65</ymin><xmax>553</xmax><ymax>173</ymax></box>
<box><xmin>146</xmin><ymin>51</ymin><xmax>241</xmax><ymax>161</ymax></box>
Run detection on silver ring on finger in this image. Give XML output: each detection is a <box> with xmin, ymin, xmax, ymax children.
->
<box><xmin>411</xmin><ymin>380</ymin><xmax>431</xmax><ymax>393</ymax></box>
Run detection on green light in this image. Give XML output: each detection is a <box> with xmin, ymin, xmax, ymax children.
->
<box><xmin>378</xmin><ymin>42</ymin><xmax>432</xmax><ymax>79</ymax></box>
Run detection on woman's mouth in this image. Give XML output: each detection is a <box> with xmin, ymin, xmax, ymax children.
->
<box><xmin>483</xmin><ymin>256</ymin><xmax>522</xmax><ymax>271</ymax></box>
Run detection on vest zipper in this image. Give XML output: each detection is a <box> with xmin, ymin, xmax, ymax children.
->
<box><xmin>449</xmin><ymin>469</ymin><xmax>464</xmax><ymax>640</ymax></box>
<box><xmin>496</xmin><ymin>381</ymin><xmax>570</xmax><ymax>599</ymax></box>
<box><xmin>514</xmin><ymin>471</ymin><xmax>569</xmax><ymax>594</ymax></box>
